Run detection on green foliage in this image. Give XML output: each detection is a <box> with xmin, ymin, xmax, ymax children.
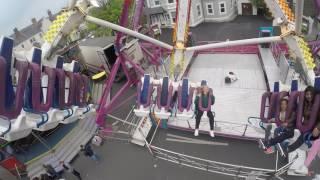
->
<box><xmin>87</xmin><ymin>0</ymin><xmax>124</xmax><ymax>37</ymax></box>
<box><xmin>249</xmin><ymin>0</ymin><xmax>266</xmax><ymax>8</ymax></box>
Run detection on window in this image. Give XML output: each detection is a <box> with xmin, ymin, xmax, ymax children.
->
<box><xmin>168</xmin><ymin>0</ymin><xmax>174</xmax><ymax>4</ymax></box>
<box><xmin>171</xmin><ymin>11</ymin><xmax>176</xmax><ymax>23</ymax></box>
<box><xmin>219</xmin><ymin>2</ymin><xmax>227</xmax><ymax>14</ymax></box>
<box><xmin>154</xmin><ymin>0</ymin><xmax>160</xmax><ymax>6</ymax></box>
<box><xmin>206</xmin><ymin>3</ymin><xmax>214</xmax><ymax>15</ymax></box>
<box><xmin>196</xmin><ymin>4</ymin><xmax>202</xmax><ymax>17</ymax></box>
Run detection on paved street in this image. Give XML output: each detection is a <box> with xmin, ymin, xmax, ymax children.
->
<box><xmin>160</xmin><ymin>15</ymin><xmax>272</xmax><ymax>45</ymax></box>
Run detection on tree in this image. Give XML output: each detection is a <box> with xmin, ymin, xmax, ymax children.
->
<box><xmin>249</xmin><ymin>0</ymin><xmax>266</xmax><ymax>8</ymax></box>
<box><xmin>87</xmin><ymin>0</ymin><xmax>124</xmax><ymax>37</ymax></box>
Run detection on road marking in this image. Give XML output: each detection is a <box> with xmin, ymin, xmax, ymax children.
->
<box><xmin>165</xmin><ymin>138</ymin><xmax>228</xmax><ymax>146</ymax></box>
<box><xmin>166</xmin><ymin>134</ymin><xmax>228</xmax><ymax>146</ymax></box>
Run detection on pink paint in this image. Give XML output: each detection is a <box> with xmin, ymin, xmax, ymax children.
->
<box><xmin>305</xmin><ymin>138</ymin><xmax>320</xmax><ymax>167</ymax></box>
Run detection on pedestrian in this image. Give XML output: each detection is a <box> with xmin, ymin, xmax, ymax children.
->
<box><xmin>43</xmin><ymin>164</ymin><xmax>60</xmax><ymax>179</ymax></box>
<box><xmin>80</xmin><ymin>144</ymin><xmax>99</xmax><ymax>161</ymax></box>
<box><xmin>60</xmin><ymin>161</ymin><xmax>82</xmax><ymax>180</ymax></box>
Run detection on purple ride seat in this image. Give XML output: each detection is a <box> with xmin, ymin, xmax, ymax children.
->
<box><xmin>296</xmin><ymin>92</ymin><xmax>320</xmax><ymax>133</ymax></box>
<box><xmin>137</xmin><ymin>75</ymin><xmax>153</xmax><ymax>108</ymax></box>
<box><xmin>27</xmin><ymin>48</ymin><xmax>56</xmax><ymax>112</ymax></box>
<box><xmin>73</xmin><ymin>73</ymin><xmax>89</xmax><ymax>107</ymax></box>
<box><xmin>177</xmin><ymin>79</ymin><xmax>194</xmax><ymax>112</ymax></box>
<box><xmin>63</xmin><ymin>71</ymin><xmax>76</xmax><ymax>107</ymax></box>
<box><xmin>0</xmin><ymin>57</ymin><xmax>29</xmax><ymax>119</ymax></box>
<box><xmin>156</xmin><ymin>77</ymin><xmax>173</xmax><ymax>110</ymax></box>
<box><xmin>260</xmin><ymin>92</ymin><xmax>279</xmax><ymax>122</ymax></box>
<box><xmin>30</xmin><ymin>64</ymin><xmax>56</xmax><ymax>111</ymax></box>
<box><xmin>54</xmin><ymin>68</ymin><xmax>66</xmax><ymax>109</ymax></box>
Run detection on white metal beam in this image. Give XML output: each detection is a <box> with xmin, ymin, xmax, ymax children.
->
<box><xmin>85</xmin><ymin>15</ymin><xmax>174</xmax><ymax>50</ymax></box>
<box><xmin>186</xmin><ymin>36</ymin><xmax>283</xmax><ymax>52</ymax></box>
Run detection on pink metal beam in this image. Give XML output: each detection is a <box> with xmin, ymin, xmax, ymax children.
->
<box><xmin>96</xmin><ymin>57</ymin><xmax>122</xmax><ymax>126</ymax></box>
<box><xmin>133</xmin><ymin>0</ymin><xmax>144</xmax><ymax>31</ymax></box>
<box><xmin>115</xmin><ymin>0</ymin><xmax>132</xmax><ymax>51</ymax></box>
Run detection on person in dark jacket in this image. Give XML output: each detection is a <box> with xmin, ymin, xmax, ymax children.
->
<box><xmin>194</xmin><ymin>85</ymin><xmax>215</xmax><ymax>137</ymax></box>
<box><xmin>259</xmin><ymin>98</ymin><xmax>296</xmax><ymax>154</ymax></box>
<box><xmin>80</xmin><ymin>144</ymin><xmax>99</xmax><ymax>161</ymax></box>
<box><xmin>60</xmin><ymin>161</ymin><xmax>82</xmax><ymax>180</ymax></box>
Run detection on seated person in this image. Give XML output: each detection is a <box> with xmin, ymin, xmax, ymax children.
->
<box><xmin>194</xmin><ymin>85</ymin><xmax>215</xmax><ymax>137</ymax></box>
<box><xmin>284</xmin><ymin>119</ymin><xmax>320</xmax><ymax>154</ymax></box>
<box><xmin>259</xmin><ymin>98</ymin><xmax>296</xmax><ymax>154</ymax></box>
<box><xmin>281</xmin><ymin>86</ymin><xmax>320</xmax><ymax>154</ymax></box>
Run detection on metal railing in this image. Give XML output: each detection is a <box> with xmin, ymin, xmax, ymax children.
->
<box><xmin>149</xmin><ymin>144</ymin><xmax>297</xmax><ymax>180</ymax></box>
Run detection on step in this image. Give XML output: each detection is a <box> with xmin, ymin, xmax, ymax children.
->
<box><xmin>26</xmin><ymin>113</ymin><xmax>98</xmax><ymax>178</ymax></box>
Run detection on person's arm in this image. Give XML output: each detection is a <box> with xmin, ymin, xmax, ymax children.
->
<box><xmin>211</xmin><ymin>95</ymin><xmax>215</xmax><ymax>105</ymax></box>
<box><xmin>286</xmin><ymin>112</ymin><xmax>296</xmax><ymax>128</ymax></box>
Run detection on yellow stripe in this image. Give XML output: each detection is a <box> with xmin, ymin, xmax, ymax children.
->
<box><xmin>25</xmin><ymin>123</ymin><xmax>79</xmax><ymax>165</ymax></box>
<box><xmin>92</xmin><ymin>71</ymin><xmax>107</xmax><ymax>80</ymax></box>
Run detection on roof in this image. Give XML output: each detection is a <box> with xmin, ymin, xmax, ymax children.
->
<box><xmin>10</xmin><ymin>19</ymin><xmax>43</xmax><ymax>46</ymax></box>
<box><xmin>79</xmin><ymin>36</ymin><xmax>115</xmax><ymax>48</ymax></box>
<box><xmin>144</xmin><ymin>7</ymin><xmax>165</xmax><ymax>15</ymax></box>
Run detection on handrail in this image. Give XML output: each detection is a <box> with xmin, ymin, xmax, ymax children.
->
<box><xmin>0</xmin><ymin>116</ymin><xmax>11</xmax><ymax>137</ymax></box>
<box><xmin>83</xmin><ymin>106</ymin><xmax>91</xmax><ymax>114</ymax></box>
<box><xmin>63</xmin><ymin>108</ymin><xmax>73</xmax><ymax>119</ymax></box>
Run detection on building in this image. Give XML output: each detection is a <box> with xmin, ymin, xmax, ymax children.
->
<box><xmin>144</xmin><ymin>0</ymin><xmax>257</xmax><ymax>28</ymax></box>
<box><xmin>78</xmin><ymin>36</ymin><xmax>116</xmax><ymax>73</ymax></box>
<box><xmin>237</xmin><ymin>0</ymin><xmax>257</xmax><ymax>16</ymax></box>
<box><xmin>10</xmin><ymin>10</ymin><xmax>56</xmax><ymax>51</ymax></box>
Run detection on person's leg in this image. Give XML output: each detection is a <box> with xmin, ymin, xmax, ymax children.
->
<box><xmin>207</xmin><ymin>111</ymin><xmax>214</xmax><ymax>130</ymax></box>
<box><xmin>90</xmin><ymin>154</ymin><xmax>97</xmax><ymax>161</ymax></box>
<box><xmin>195</xmin><ymin>111</ymin><xmax>204</xmax><ymax>129</ymax></box>
<box><xmin>287</xmin><ymin>134</ymin><xmax>304</xmax><ymax>153</ymax></box>
<box><xmin>72</xmin><ymin>169</ymin><xmax>82</xmax><ymax>180</ymax></box>
<box><xmin>266</xmin><ymin>129</ymin><xmax>294</xmax><ymax>148</ymax></box>
<box><xmin>264</xmin><ymin>125</ymin><xmax>272</xmax><ymax>141</ymax></box>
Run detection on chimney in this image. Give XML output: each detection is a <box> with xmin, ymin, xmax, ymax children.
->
<box><xmin>31</xmin><ymin>18</ymin><xmax>37</xmax><ymax>26</ymax></box>
<box><xmin>47</xmin><ymin>10</ymin><xmax>54</xmax><ymax>21</ymax></box>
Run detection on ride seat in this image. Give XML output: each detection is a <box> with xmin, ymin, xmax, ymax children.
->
<box><xmin>134</xmin><ymin>74</ymin><xmax>153</xmax><ymax>117</ymax></box>
<box><xmin>176</xmin><ymin>78</ymin><xmax>194</xmax><ymax>120</ymax></box>
<box><xmin>155</xmin><ymin>76</ymin><xmax>173</xmax><ymax>119</ymax></box>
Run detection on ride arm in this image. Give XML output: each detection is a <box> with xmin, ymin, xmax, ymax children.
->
<box><xmin>286</xmin><ymin>111</ymin><xmax>297</xmax><ymax>128</ymax></box>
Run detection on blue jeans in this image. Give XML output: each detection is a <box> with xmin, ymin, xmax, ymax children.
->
<box><xmin>90</xmin><ymin>153</ymin><xmax>99</xmax><ymax>161</ymax></box>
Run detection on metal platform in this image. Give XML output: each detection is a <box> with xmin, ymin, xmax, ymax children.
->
<box><xmin>167</xmin><ymin>54</ymin><xmax>267</xmax><ymax>138</ymax></box>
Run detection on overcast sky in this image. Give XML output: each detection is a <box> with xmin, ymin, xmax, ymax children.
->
<box><xmin>0</xmin><ymin>0</ymin><xmax>68</xmax><ymax>36</ymax></box>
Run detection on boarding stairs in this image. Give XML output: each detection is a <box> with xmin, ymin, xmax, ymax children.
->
<box><xmin>26</xmin><ymin>111</ymin><xmax>97</xmax><ymax>178</ymax></box>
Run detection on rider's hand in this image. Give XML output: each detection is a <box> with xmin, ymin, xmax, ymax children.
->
<box><xmin>312</xmin><ymin>127</ymin><xmax>320</xmax><ymax>137</ymax></box>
